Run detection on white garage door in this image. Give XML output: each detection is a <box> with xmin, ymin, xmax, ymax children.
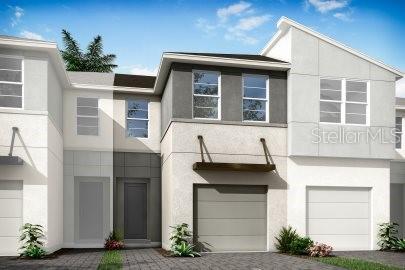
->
<box><xmin>0</xmin><ymin>180</ymin><xmax>23</xmax><ymax>256</ymax></box>
<box><xmin>307</xmin><ymin>187</ymin><xmax>370</xmax><ymax>251</ymax></box>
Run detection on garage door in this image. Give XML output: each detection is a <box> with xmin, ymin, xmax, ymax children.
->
<box><xmin>193</xmin><ymin>185</ymin><xmax>267</xmax><ymax>252</ymax></box>
<box><xmin>0</xmin><ymin>180</ymin><xmax>23</xmax><ymax>256</ymax></box>
<box><xmin>307</xmin><ymin>187</ymin><xmax>370</xmax><ymax>251</ymax></box>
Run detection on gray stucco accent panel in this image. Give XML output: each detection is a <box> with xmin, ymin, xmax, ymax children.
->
<box><xmin>269</xmin><ymin>75</ymin><xmax>288</xmax><ymax>124</ymax></box>
<box><xmin>222</xmin><ymin>71</ymin><xmax>242</xmax><ymax>121</ymax></box>
<box><xmin>172</xmin><ymin>64</ymin><xmax>193</xmax><ymax>119</ymax></box>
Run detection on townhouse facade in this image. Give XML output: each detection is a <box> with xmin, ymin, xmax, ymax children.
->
<box><xmin>0</xmin><ymin>17</ymin><xmax>403</xmax><ymax>256</ymax></box>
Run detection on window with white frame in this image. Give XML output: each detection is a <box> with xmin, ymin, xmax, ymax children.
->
<box><xmin>77</xmin><ymin>97</ymin><xmax>99</xmax><ymax>136</ymax></box>
<box><xmin>243</xmin><ymin>74</ymin><xmax>269</xmax><ymax>121</ymax></box>
<box><xmin>396</xmin><ymin>117</ymin><xmax>402</xmax><ymax>149</ymax></box>
<box><xmin>127</xmin><ymin>100</ymin><xmax>148</xmax><ymax>138</ymax></box>
<box><xmin>320</xmin><ymin>78</ymin><xmax>368</xmax><ymax>125</ymax></box>
<box><xmin>193</xmin><ymin>70</ymin><xmax>220</xmax><ymax>119</ymax></box>
<box><xmin>0</xmin><ymin>56</ymin><xmax>23</xmax><ymax>108</ymax></box>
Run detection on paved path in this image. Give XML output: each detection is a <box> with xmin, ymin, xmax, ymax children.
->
<box><xmin>0</xmin><ymin>248</ymin><xmax>343</xmax><ymax>270</ymax></box>
<box><xmin>334</xmin><ymin>251</ymin><xmax>405</xmax><ymax>269</ymax></box>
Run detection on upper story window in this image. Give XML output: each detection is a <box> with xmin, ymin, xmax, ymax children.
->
<box><xmin>396</xmin><ymin>117</ymin><xmax>402</xmax><ymax>149</ymax></box>
<box><xmin>127</xmin><ymin>100</ymin><xmax>148</xmax><ymax>138</ymax></box>
<box><xmin>192</xmin><ymin>70</ymin><xmax>220</xmax><ymax>119</ymax></box>
<box><xmin>0</xmin><ymin>56</ymin><xmax>23</xmax><ymax>108</ymax></box>
<box><xmin>77</xmin><ymin>97</ymin><xmax>99</xmax><ymax>136</ymax></box>
<box><xmin>320</xmin><ymin>78</ymin><xmax>368</xmax><ymax>125</ymax></box>
<box><xmin>242</xmin><ymin>74</ymin><xmax>269</xmax><ymax>122</ymax></box>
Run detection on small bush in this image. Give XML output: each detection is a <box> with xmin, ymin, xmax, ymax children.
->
<box><xmin>309</xmin><ymin>242</ymin><xmax>333</xmax><ymax>257</ymax></box>
<box><xmin>275</xmin><ymin>226</ymin><xmax>299</xmax><ymax>253</ymax></box>
<box><xmin>377</xmin><ymin>222</ymin><xmax>405</xmax><ymax>251</ymax></box>
<box><xmin>169</xmin><ymin>223</ymin><xmax>200</xmax><ymax>257</ymax></box>
<box><xmin>290</xmin><ymin>236</ymin><xmax>313</xmax><ymax>255</ymax></box>
<box><xmin>19</xmin><ymin>223</ymin><xmax>46</xmax><ymax>258</ymax></box>
<box><xmin>394</xmin><ymin>239</ymin><xmax>405</xmax><ymax>251</ymax></box>
<box><xmin>104</xmin><ymin>230</ymin><xmax>124</xmax><ymax>250</ymax></box>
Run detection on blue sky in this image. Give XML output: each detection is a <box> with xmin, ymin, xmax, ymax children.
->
<box><xmin>0</xmin><ymin>0</ymin><xmax>404</xmax><ymax>77</ymax></box>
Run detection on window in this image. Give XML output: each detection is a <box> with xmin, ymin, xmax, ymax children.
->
<box><xmin>243</xmin><ymin>74</ymin><xmax>269</xmax><ymax>121</ymax></box>
<box><xmin>320</xmin><ymin>78</ymin><xmax>368</xmax><ymax>125</ymax></box>
<box><xmin>127</xmin><ymin>100</ymin><xmax>148</xmax><ymax>138</ymax></box>
<box><xmin>193</xmin><ymin>70</ymin><xmax>220</xmax><ymax>119</ymax></box>
<box><xmin>77</xmin><ymin>97</ymin><xmax>99</xmax><ymax>136</ymax></box>
<box><xmin>0</xmin><ymin>56</ymin><xmax>23</xmax><ymax>108</ymax></box>
<box><xmin>396</xmin><ymin>117</ymin><xmax>402</xmax><ymax>149</ymax></box>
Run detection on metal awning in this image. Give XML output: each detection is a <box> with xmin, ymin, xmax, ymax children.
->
<box><xmin>192</xmin><ymin>136</ymin><xmax>276</xmax><ymax>172</ymax></box>
<box><xmin>0</xmin><ymin>127</ymin><xmax>24</xmax><ymax>166</ymax></box>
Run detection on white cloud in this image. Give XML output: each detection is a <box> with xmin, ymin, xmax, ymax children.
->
<box><xmin>10</xmin><ymin>6</ymin><xmax>24</xmax><ymax>27</ymax></box>
<box><xmin>196</xmin><ymin>18</ymin><xmax>217</xmax><ymax>34</ymax></box>
<box><xmin>306</xmin><ymin>0</ymin><xmax>348</xmax><ymax>13</ymax></box>
<box><xmin>232</xmin><ymin>15</ymin><xmax>271</xmax><ymax>31</ymax></box>
<box><xmin>333</xmin><ymin>10</ymin><xmax>354</xmax><ymax>21</ymax></box>
<box><xmin>217</xmin><ymin>1</ymin><xmax>252</xmax><ymax>22</ymax></box>
<box><xmin>225</xmin><ymin>31</ymin><xmax>258</xmax><ymax>45</ymax></box>
<box><xmin>20</xmin><ymin>30</ymin><xmax>44</xmax><ymax>40</ymax></box>
<box><xmin>397</xmin><ymin>78</ymin><xmax>405</xmax><ymax>98</ymax></box>
<box><xmin>129</xmin><ymin>65</ymin><xmax>158</xmax><ymax>76</ymax></box>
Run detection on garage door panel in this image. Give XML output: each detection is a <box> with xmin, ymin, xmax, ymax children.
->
<box><xmin>308</xmin><ymin>234</ymin><xmax>370</xmax><ymax>251</ymax></box>
<box><xmin>307</xmin><ymin>218</ymin><xmax>369</xmax><ymax>235</ymax></box>
<box><xmin>195</xmin><ymin>218</ymin><xmax>266</xmax><ymax>236</ymax></box>
<box><xmin>196</xmin><ymin>186</ymin><xmax>266</xmax><ymax>202</ymax></box>
<box><xmin>0</xmin><ymin>199</ymin><xmax>22</xmax><ymax>217</ymax></box>
<box><xmin>0</xmin><ymin>218</ymin><xmax>22</xmax><ymax>236</ymax></box>
<box><xmin>308</xmin><ymin>188</ymin><xmax>369</xmax><ymax>203</ymax></box>
<box><xmin>196</xmin><ymin>201</ymin><xmax>266</xmax><ymax>219</ymax></box>
<box><xmin>197</xmin><ymin>236</ymin><xmax>266</xmax><ymax>252</ymax></box>
<box><xmin>0</xmin><ymin>236</ymin><xmax>20</xmax><ymax>256</ymax></box>
<box><xmin>308</xmin><ymin>202</ymin><xmax>369</xmax><ymax>219</ymax></box>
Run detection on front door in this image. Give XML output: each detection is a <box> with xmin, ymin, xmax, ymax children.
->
<box><xmin>124</xmin><ymin>183</ymin><xmax>147</xmax><ymax>239</ymax></box>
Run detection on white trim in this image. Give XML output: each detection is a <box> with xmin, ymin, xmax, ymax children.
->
<box><xmin>71</xmin><ymin>83</ymin><xmax>154</xmax><ymax>94</ymax></box>
<box><xmin>261</xmin><ymin>17</ymin><xmax>403</xmax><ymax>78</ymax></box>
<box><xmin>0</xmin><ymin>54</ymin><xmax>24</xmax><ymax>110</ymax></box>
<box><xmin>320</xmin><ymin>77</ymin><xmax>369</xmax><ymax>126</ymax></box>
<box><xmin>192</xmin><ymin>70</ymin><xmax>221</xmax><ymax>120</ymax></box>
<box><xmin>126</xmin><ymin>99</ymin><xmax>149</xmax><ymax>138</ymax></box>
<box><xmin>241</xmin><ymin>74</ymin><xmax>269</xmax><ymax>123</ymax></box>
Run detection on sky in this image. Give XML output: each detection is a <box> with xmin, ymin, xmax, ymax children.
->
<box><xmin>0</xmin><ymin>0</ymin><xmax>404</xmax><ymax>94</ymax></box>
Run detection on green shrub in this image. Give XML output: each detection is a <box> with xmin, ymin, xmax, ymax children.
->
<box><xmin>19</xmin><ymin>223</ymin><xmax>46</xmax><ymax>258</ymax></box>
<box><xmin>378</xmin><ymin>222</ymin><xmax>400</xmax><ymax>250</ymax></box>
<box><xmin>289</xmin><ymin>236</ymin><xmax>313</xmax><ymax>255</ymax></box>
<box><xmin>394</xmin><ymin>239</ymin><xmax>405</xmax><ymax>251</ymax></box>
<box><xmin>169</xmin><ymin>223</ymin><xmax>200</xmax><ymax>257</ymax></box>
<box><xmin>275</xmin><ymin>226</ymin><xmax>299</xmax><ymax>253</ymax></box>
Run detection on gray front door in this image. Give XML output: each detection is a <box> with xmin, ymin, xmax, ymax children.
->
<box><xmin>124</xmin><ymin>183</ymin><xmax>147</xmax><ymax>239</ymax></box>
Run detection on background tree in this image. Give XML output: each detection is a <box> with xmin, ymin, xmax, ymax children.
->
<box><xmin>60</xmin><ymin>29</ymin><xmax>117</xmax><ymax>72</ymax></box>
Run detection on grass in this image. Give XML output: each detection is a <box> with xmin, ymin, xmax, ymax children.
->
<box><xmin>314</xmin><ymin>256</ymin><xmax>402</xmax><ymax>270</ymax></box>
<box><xmin>97</xmin><ymin>250</ymin><xmax>123</xmax><ymax>270</ymax></box>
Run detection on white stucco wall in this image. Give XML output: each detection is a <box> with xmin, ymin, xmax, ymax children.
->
<box><xmin>160</xmin><ymin>121</ymin><xmax>287</xmax><ymax>251</ymax></box>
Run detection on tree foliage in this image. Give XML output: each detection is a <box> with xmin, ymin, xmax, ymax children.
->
<box><xmin>60</xmin><ymin>29</ymin><xmax>117</xmax><ymax>72</ymax></box>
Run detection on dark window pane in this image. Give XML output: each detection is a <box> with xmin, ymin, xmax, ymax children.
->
<box><xmin>128</xmin><ymin>129</ymin><xmax>148</xmax><ymax>138</ymax></box>
<box><xmin>396</xmin><ymin>134</ymin><xmax>402</xmax><ymax>149</ymax></box>
<box><xmin>194</xmin><ymin>96</ymin><xmax>218</xmax><ymax>108</ymax></box>
<box><xmin>0</xmin><ymin>96</ymin><xmax>22</xmax><ymax>108</ymax></box>
<box><xmin>0</xmin><ymin>83</ymin><xmax>22</xmax><ymax>96</ymax></box>
<box><xmin>320</xmin><ymin>112</ymin><xmax>341</xmax><ymax>123</ymax></box>
<box><xmin>320</xmin><ymin>89</ymin><xmax>341</xmax><ymax>101</ymax></box>
<box><xmin>77</xmin><ymin>126</ymin><xmax>98</xmax><ymax>136</ymax></box>
<box><xmin>193</xmin><ymin>72</ymin><xmax>218</xmax><ymax>84</ymax></box>
<box><xmin>243</xmin><ymin>99</ymin><xmax>266</xmax><ymax>111</ymax></box>
<box><xmin>193</xmin><ymin>84</ymin><xmax>218</xmax><ymax>95</ymax></box>
<box><xmin>347</xmin><ymin>81</ymin><xmax>367</xmax><ymax>92</ymax></box>
<box><xmin>346</xmin><ymin>103</ymin><xmax>366</xmax><ymax>114</ymax></box>
<box><xmin>193</xmin><ymin>107</ymin><xmax>218</xmax><ymax>119</ymax></box>
<box><xmin>127</xmin><ymin>119</ymin><xmax>148</xmax><ymax>129</ymax></box>
<box><xmin>346</xmin><ymin>114</ymin><xmax>366</xmax><ymax>124</ymax></box>
<box><xmin>77</xmin><ymin>117</ymin><xmax>98</xmax><ymax>126</ymax></box>
<box><xmin>0</xmin><ymin>70</ymin><xmax>21</xmax><ymax>82</ymax></box>
<box><xmin>244</xmin><ymin>87</ymin><xmax>266</xmax><ymax>99</ymax></box>
<box><xmin>77</xmin><ymin>97</ymin><xmax>98</xmax><ymax>107</ymax></box>
<box><xmin>346</xmin><ymin>92</ymin><xmax>367</xmax><ymax>102</ymax></box>
<box><xmin>127</xmin><ymin>109</ymin><xmax>148</xmax><ymax>119</ymax></box>
<box><xmin>128</xmin><ymin>100</ymin><xmax>148</xmax><ymax>110</ymax></box>
<box><xmin>77</xmin><ymin>107</ymin><xmax>98</xmax><ymax>116</ymax></box>
<box><xmin>396</xmin><ymin>117</ymin><xmax>402</xmax><ymax>125</ymax></box>
<box><xmin>243</xmin><ymin>75</ymin><xmax>266</xmax><ymax>88</ymax></box>
<box><xmin>0</xmin><ymin>57</ymin><xmax>22</xmax><ymax>70</ymax></box>
<box><xmin>243</xmin><ymin>110</ymin><xmax>266</xmax><ymax>121</ymax></box>
<box><xmin>320</xmin><ymin>101</ymin><xmax>340</xmax><ymax>113</ymax></box>
<box><xmin>321</xmin><ymin>79</ymin><xmax>341</xmax><ymax>90</ymax></box>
